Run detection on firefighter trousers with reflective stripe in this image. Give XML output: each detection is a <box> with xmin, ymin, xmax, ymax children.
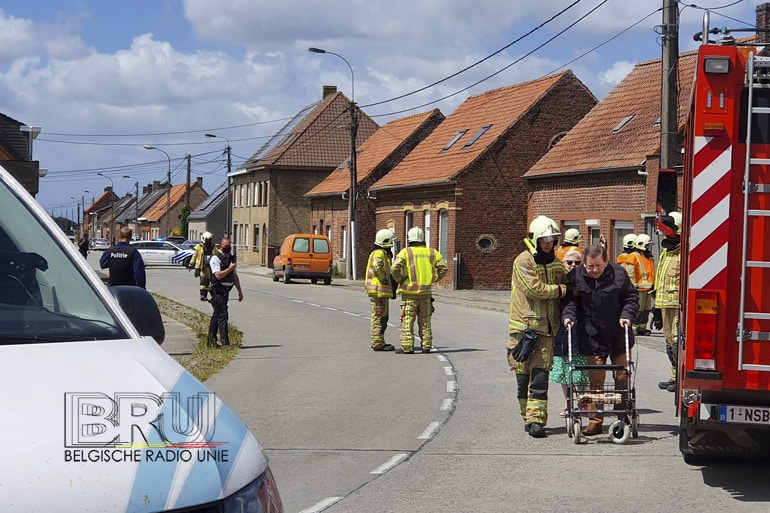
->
<box><xmin>369</xmin><ymin>297</ymin><xmax>390</xmax><ymax>349</ymax></box>
<box><xmin>509</xmin><ymin>332</ymin><xmax>554</xmax><ymax>425</ymax></box>
<box><xmin>399</xmin><ymin>296</ymin><xmax>432</xmax><ymax>351</ymax></box>
<box><xmin>662</xmin><ymin>307</ymin><xmax>678</xmax><ymax>379</ymax></box>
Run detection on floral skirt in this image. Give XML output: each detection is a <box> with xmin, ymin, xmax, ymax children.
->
<box><xmin>550</xmin><ymin>354</ymin><xmax>589</xmax><ymax>385</ymax></box>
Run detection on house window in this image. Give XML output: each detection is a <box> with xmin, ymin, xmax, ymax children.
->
<box><xmin>613</xmin><ymin>221</ymin><xmax>635</xmax><ymax>260</ymax></box>
<box><xmin>342</xmin><ymin>226</ymin><xmax>348</xmax><ymax>259</ymax></box>
<box><xmin>242</xmin><ymin>224</ymin><xmax>249</xmax><ymax>251</ymax></box>
<box><xmin>245</xmin><ymin>183</ymin><xmax>251</xmax><ymax>206</ymax></box>
<box><xmin>424</xmin><ymin>210</ymin><xmax>431</xmax><ymax>247</ymax></box>
<box><xmin>239</xmin><ymin>185</ymin><xmax>245</xmax><ymax>207</ymax></box>
<box><xmin>253</xmin><ymin>225</ymin><xmax>259</xmax><ymax>251</ymax></box>
<box><xmin>253</xmin><ymin>183</ymin><xmax>258</xmax><ymax>206</ymax></box>
<box><xmin>439</xmin><ymin>130</ymin><xmax>468</xmax><ymax>153</ymax></box>
<box><xmin>405</xmin><ymin>211</ymin><xmax>413</xmax><ymax>237</ymax></box>
<box><xmin>438</xmin><ymin>210</ymin><xmax>449</xmax><ymax>256</ymax></box>
<box><xmin>612</xmin><ymin>115</ymin><xmax>635</xmax><ymax>134</ymax></box>
<box><xmin>463</xmin><ymin>125</ymin><xmax>491</xmax><ymax>148</ymax></box>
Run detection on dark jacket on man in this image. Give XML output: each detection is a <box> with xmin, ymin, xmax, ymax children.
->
<box><xmin>562</xmin><ymin>262</ymin><xmax>638</xmax><ymax>358</ymax></box>
<box><xmin>99</xmin><ymin>241</ymin><xmax>146</xmax><ymax>288</ymax></box>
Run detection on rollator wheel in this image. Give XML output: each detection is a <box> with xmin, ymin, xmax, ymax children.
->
<box><xmin>609</xmin><ymin>420</ymin><xmax>631</xmax><ymax>444</ymax></box>
<box><xmin>631</xmin><ymin>414</ymin><xmax>639</xmax><ymax>439</ymax></box>
<box><xmin>572</xmin><ymin>420</ymin><xmax>582</xmax><ymax>444</ymax></box>
<box><xmin>566</xmin><ymin>414</ymin><xmax>572</xmax><ymax>436</ymax></box>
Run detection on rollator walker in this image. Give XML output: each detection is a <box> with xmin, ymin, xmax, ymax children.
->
<box><xmin>564</xmin><ymin>323</ymin><xmax>639</xmax><ymax>444</ymax></box>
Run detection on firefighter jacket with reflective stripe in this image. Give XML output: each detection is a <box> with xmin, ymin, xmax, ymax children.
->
<box><xmin>555</xmin><ymin>244</ymin><xmax>582</xmax><ymax>262</ymax></box>
<box><xmin>190</xmin><ymin>243</ymin><xmax>218</xmax><ymax>271</ymax></box>
<box><xmin>392</xmin><ymin>246</ymin><xmax>448</xmax><ymax>297</ymax></box>
<box><xmin>508</xmin><ymin>249</ymin><xmax>567</xmax><ymax>336</ymax></box>
<box><xmin>628</xmin><ymin>251</ymin><xmax>654</xmax><ymax>291</ymax></box>
<box><xmin>654</xmin><ymin>247</ymin><xmax>680</xmax><ymax>308</ymax></box>
<box><xmin>365</xmin><ymin>248</ymin><xmax>393</xmax><ymax>298</ymax></box>
<box><xmin>616</xmin><ymin>250</ymin><xmax>636</xmax><ymax>284</ymax></box>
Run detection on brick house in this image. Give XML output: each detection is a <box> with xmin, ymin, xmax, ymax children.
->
<box><xmin>229</xmin><ymin>86</ymin><xmax>378</xmax><ymax>266</ymax></box>
<box><xmin>85</xmin><ymin>186</ymin><xmax>121</xmax><ymax>240</ymax></box>
<box><xmin>305</xmin><ymin>109</ymin><xmax>445</xmax><ymax>278</ymax></box>
<box><xmin>524</xmin><ymin>53</ymin><xmax>697</xmax><ymax>261</ymax></box>
<box><xmin>369</xmin><ymin>71</ymin><xmax>597</xmax><ymax>289</ymax></box>
<box><xmin>140</xmin><ymin>177</ymin><xmax>208</xmax><ymax>240</ymax></box>
<box><xmin>0</xmin><ymin>112</ymin><xmax>42</xmax><ymax>196</ymax></box>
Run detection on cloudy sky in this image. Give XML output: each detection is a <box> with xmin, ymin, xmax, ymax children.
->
<box><xmin>0</xmin><ymin>0</ymin><xmax>760</xmax><ymax>219</ymax></box>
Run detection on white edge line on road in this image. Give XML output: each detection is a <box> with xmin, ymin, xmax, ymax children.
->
<box><xmin>323</xmin><ymin>306</ymin><xmax>337</xmax><ymax>311</ymax></box>
<box><xmin>297</xmin><ymin>496</ymin><xmax>343</xmax><ymax>513</ymax></box>
<box><xmin>418</xmin><ymin>421</ymin><xmax>441</xmax><ymax>440</ymax></box>
<box><xmin>436</xmin><ymin>354</ymin><xmax>448</xmax><ymax>362</ymax></box>
<box><xmin>370</xmin><ymin>453</ymin><xmax>409</xmax><ymax>474</ymax></box>
<box><xmin>307</xmin><ymin>302</ymin><xmax>321</xmax><ymax>307</ymax></box>
<box><xmin>290</xmin><ymin>299</ymin><xmax>304</xmax><ymax>304</ymax></box>
<box><xmin>344</xmin><ymin>311</ymin><xmax>359</xmax><ymax>317</ymax></box>
<box><xmin>443</xmin><ymin>366</ymin><xmax>455</xmax><ymax>376</ymax></box>
<box><xmin>446</xmin><ymin>380</ymin><xmax>457</xmax><ymax>393</ymax></box>
<box><xmin>441</xmin><ymin>398</ymin><xmax>453</xmax><ymax>411</ymax></box>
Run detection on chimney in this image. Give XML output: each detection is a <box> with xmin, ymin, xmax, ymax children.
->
<box><xmin>152</xmin><ymin>180</ymin><xmax>160</xmax><ymax>192</ymax></box>
<box><xmin>758</xmin><ymin>3</ymin><xmax>770</xmax><ymax>45</ymax></box>
<box><xmin>322</xmin><ymin>85</ymin><xmax>337</xmax><ymax>99</ymax></box>
<box><xmin>195</xmin><ymin>176</ymin><xmax>203</xmax><ymax>188</ymax></box>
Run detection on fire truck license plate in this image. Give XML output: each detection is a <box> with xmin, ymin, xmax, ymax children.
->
<box><xmin>718</xmin><ymin>405</ymin><xmax>770</xmax><ymax>425</ymax></box>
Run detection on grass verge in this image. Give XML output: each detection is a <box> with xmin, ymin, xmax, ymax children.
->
<box><xmin>152</xmin><ymin>293</ymin><xmax>243</xmax><ymax>382</ymax></box>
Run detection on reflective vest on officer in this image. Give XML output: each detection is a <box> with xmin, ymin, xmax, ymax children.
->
<box><xmin>365</xmin><ymin>248</ymin><xmax>393</xmax><ymax>298</ymax></box>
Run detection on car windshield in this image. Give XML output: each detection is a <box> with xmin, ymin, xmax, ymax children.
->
<box><xmin>0</xmin><ymin>172</ymin><xmax>128</xmax><ymax>344</ymax></box>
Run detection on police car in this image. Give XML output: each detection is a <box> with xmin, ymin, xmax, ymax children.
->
<box><xmin>0</xmin><ymin>165</ymin><xmax>283</xmax><ymax>511</ymax></box>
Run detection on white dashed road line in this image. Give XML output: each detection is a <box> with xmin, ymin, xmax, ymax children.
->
<box><xmin>297</xmin><ymin>496</ymin><xmax>343</xmax><ymax>513</ymax></box>
<box><xmin>443</xmin><ymin>366</ymin><xmax>455</xmax><ymax>376</ymax></box>
<box><xmin>446</xmin><ymin>380</ymin><xmax>457</xmax><ymax>392</ymax></box>
<box><xmin>370</xmin><ymin>453</ymin><xmax>409</xmax><ymax>474</ymax></box>
<box><xmin>441</xmin><ymin>398</ymin><xmax>454</xmax><ymax>411</ymax></box>
<box><xmin>418</xmin><ymin>421</ymin><xmax>441</xmax><ymax>440</ymax></box>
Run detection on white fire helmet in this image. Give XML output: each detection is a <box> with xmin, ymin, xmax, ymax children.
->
<box><xmin>634</xmin><ymin>233</ymin><xmax>652</xmax><ymax>251</ymax></box>
<box><xmin>623</xmin><ymin>233</ymin><xmax>637</xmax><ymax>249</ymax></box>
<box><xmin>407</xmin><ymin>227</ymin><xmax>425</xmax><ymax>243</ymax></box>
<box><xmin>527</xmin><ymin>215</ymin><xmax>560</xmax><ymax>246</ymax></box>
<box><xmin>564</xmin><ymin>228</ymin><xmax>582</xmax><ymax>245</ymax></box>
<box><xmin>374</xmin><ymin>228</ymin><xmax>395</xmax><ymax>248</ymax></box>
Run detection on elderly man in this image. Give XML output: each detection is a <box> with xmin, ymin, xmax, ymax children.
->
<box><xmin>561</xmin><ymin>244</ymin><xmax>638</xmax><ymax>436</ymax></box>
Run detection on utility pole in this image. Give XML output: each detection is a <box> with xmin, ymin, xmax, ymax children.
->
<box><xmin>185</xmin><ymin>154</ymin><xmax>191</xmax><ymax>209</ymax></box>
<box><xmin>659</xmin><ymin>0</ymin><xmax>680</xmax><ymax>215</ymax></box>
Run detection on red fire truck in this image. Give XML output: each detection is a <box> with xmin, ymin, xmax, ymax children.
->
<box><xmin>674</xmin><ymin>18</ymin><xmax>770</xmax><ymax>463</ymax></box>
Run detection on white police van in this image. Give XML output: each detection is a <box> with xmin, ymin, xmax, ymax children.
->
<box><xmin>0</xmin><ymin>165</ymin><xmax>283</xmax><ymax>511</ymax></box>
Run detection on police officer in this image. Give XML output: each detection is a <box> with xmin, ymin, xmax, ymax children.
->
<box><xmin>99</xmin><ymin>227</ymin><xmax>146</xmax><ymax>288</ymax></box>
<box><xmin>188</xmin><ymin>231</ymin><xmax>217</xmax><ymax>301</ymax></box>
<box><xmin>508</xmin><ymin>215</ymin><xmax>569</xmax><ymax>438</ymax></box>
<box><xmin>207</xmin><ymin>237</ymin><xmax>243</xmax><ymax>347</ymax></box>
<box><xmin>653</xmin><ymin>212</ymin><xmax>682</xmax><ymax>392</ymax></box>
<box><xmin>77</xmin><ymin>230</ymin><xmax>90</xmax><ymax>258</ymax></box>
<box><xmin>392</xmin><ymin>226</ymin><xmax>448</xmax><ymax>354</ymax></box>
<box><xmin>365</xmin><ymin>229</ymin><xmax>397</xmax><ymax>352</ymax></box>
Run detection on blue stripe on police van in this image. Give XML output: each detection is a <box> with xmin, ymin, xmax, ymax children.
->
<box><xmin>126</xmin><ymin>371</ymin><xmax>247</xmax><ymax>512</ymax></box>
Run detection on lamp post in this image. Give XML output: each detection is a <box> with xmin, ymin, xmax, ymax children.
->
<box><xmin>308</xmin><ymin>47</ymin><xmax>358</xmax><ymax>279</ymax></box>
<box><xmin>143</xmin><ymin>145</ymin><xmax>172</xmax><ymax>237</ymax></box>
<box><xmin>83</xmin><ymin>190</ymin><xmax>92</xmax><ymax>235</ymax></box>
<box><xmin>123</xmin><ymin>175</ymin><xmax>140</xmax><ymax>238</ymax></box>
<box><xmin>204</xmin><ymin>133</ymin><xmax>232</xmax><ymax>239</ymax></box>
<box><xmin>97</xmin><ymin>172</ymin><xmax>115</xmax><ymax>242</ymax></box>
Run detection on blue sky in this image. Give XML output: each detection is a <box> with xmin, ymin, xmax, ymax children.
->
<box><xmin>0</xmin><ymin>0</ymin><xmax>761</xmax><ymax>217</ymax></box>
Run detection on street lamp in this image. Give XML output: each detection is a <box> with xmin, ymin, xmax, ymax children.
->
<box><xmin>97</xmin><ymin>172</ymin><xmax>114</xmax><ymax>242</ymax></box>
<box><xmin>308</xmin><ymin>47</ymin><xmax>358</xmax><ymax>280</ymax></box>
<box><xmin>205</xmin><ymin>133</ymin><xmax>232</xmax><ymax>239</ymax></box>
<box><xmin>143</xmin><ymin>145</ymin><xmax>172</xmax><ymax>237</ymax></box>
<box><xmin>123</xmin><ymin>175</ymin><xmax>140</xmax><ymax>238</ymax></box>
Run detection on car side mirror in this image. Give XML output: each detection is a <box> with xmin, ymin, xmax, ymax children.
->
<box><xmin>108</xmin><ymin>285</ymin><xmax>165</xmax><ymax>344</ymax></box>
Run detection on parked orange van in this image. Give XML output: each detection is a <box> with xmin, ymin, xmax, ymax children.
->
<box><xmin>272</xmin><ymin>233</ymin><xmax>333</xmax><ymax>284</ymax></box>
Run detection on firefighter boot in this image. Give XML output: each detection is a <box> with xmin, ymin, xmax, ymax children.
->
<box><xmin>658</xmin><ymin>379</ymin><xmax>675</xmax><ymax>390</ymax></box>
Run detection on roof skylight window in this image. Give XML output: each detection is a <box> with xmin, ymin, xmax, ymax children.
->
<box><xmin>612</xmin><ymin>115</ymin><xmax>635</xmax><ymax>133</ymax></box>
<box><xmin>440</xmin><ymin>129</ymin><xmax>468</xmax><ymax>153</ymax></box>
<box><xmin>463</xmin><ymin>125</ymin><xmax>491</xmax><ymax>148</ymax></box>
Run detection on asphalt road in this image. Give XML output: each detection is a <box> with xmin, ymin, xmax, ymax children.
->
<box><xmin>86</xmin><ymin>254</ymin><xmax>770</xmax><ymax>513</ymax></box>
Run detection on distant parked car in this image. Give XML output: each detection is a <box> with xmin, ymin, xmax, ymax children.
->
<box><xmin>272</xmin><ymin>233</ymin><xmax>333</xmax><ymax>285</ymax></box>
<box><xmin>179</xmin><ymin>239</ymin><xmax>197</xmax><ymax>250</ymax></box>
<box><xmin>130</xmin><ymin>240</ymin><xmax>194</xmax><ymax>267</ymax></box>
<box><xmin>89</xmin><ymin>238</ymin><xmax>109</xmax><ymax>250</ymax></box>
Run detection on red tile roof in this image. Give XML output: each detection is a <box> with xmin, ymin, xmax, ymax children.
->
<box><xmin>242</xmin><ymin>92</ymin><xmax>379</xmax><ymax>171</ymax></box>
<box><xmin>305</xmin><ymin>109</ymin><xmax>443</xmax><ymax>196</ymax></box>
<box><xmin>370</xmin><ymin>72</ymin><xmax>574</xmax><ymax>190</ymax></box>
<box><xmin>525</xmin><ymin>52</ymin><xmax>697</xmax><ymax>177</ymax></box>
<box><xmin>143</xmin><ymin>182</ymin><xmax>205</xmax><ymax>221</ymax></box>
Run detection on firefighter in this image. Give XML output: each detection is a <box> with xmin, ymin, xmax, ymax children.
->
<box><xmin>617</xmin><ymin>234</ymin><xmax>637</xmax><ymax>283</ymax></box>
<box><xmin>629</xmin><ymin>233</ymin><xmax>655</xmax><ymax>336</ymax></box>
<box><xmin>188</xmin><ymin>231</ymin><xmax>217</xmax><ymax>301</ymax></box>
<box><xmin>365</xmin><ymin>229</ymin><xmax>397</xmax><ymax>352</ymax></box>
<box><xmin>555</xmin><ymin>228</ymin><xmax>583</xmax><ymax>262</ymax></box>
<box><xmin>654</xmin><ymin>212</ymin><xmax>681</xmax><ymax>392</ymax></box>
<box><xmin>392</xmin><ymin>226</ymin><xmax>449</xmax><ymax>354</ymax></box>
<box><xmin>507</xmin><ymin>216</ymin><xmax>569</xmax><ymax>438</ymax></box>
